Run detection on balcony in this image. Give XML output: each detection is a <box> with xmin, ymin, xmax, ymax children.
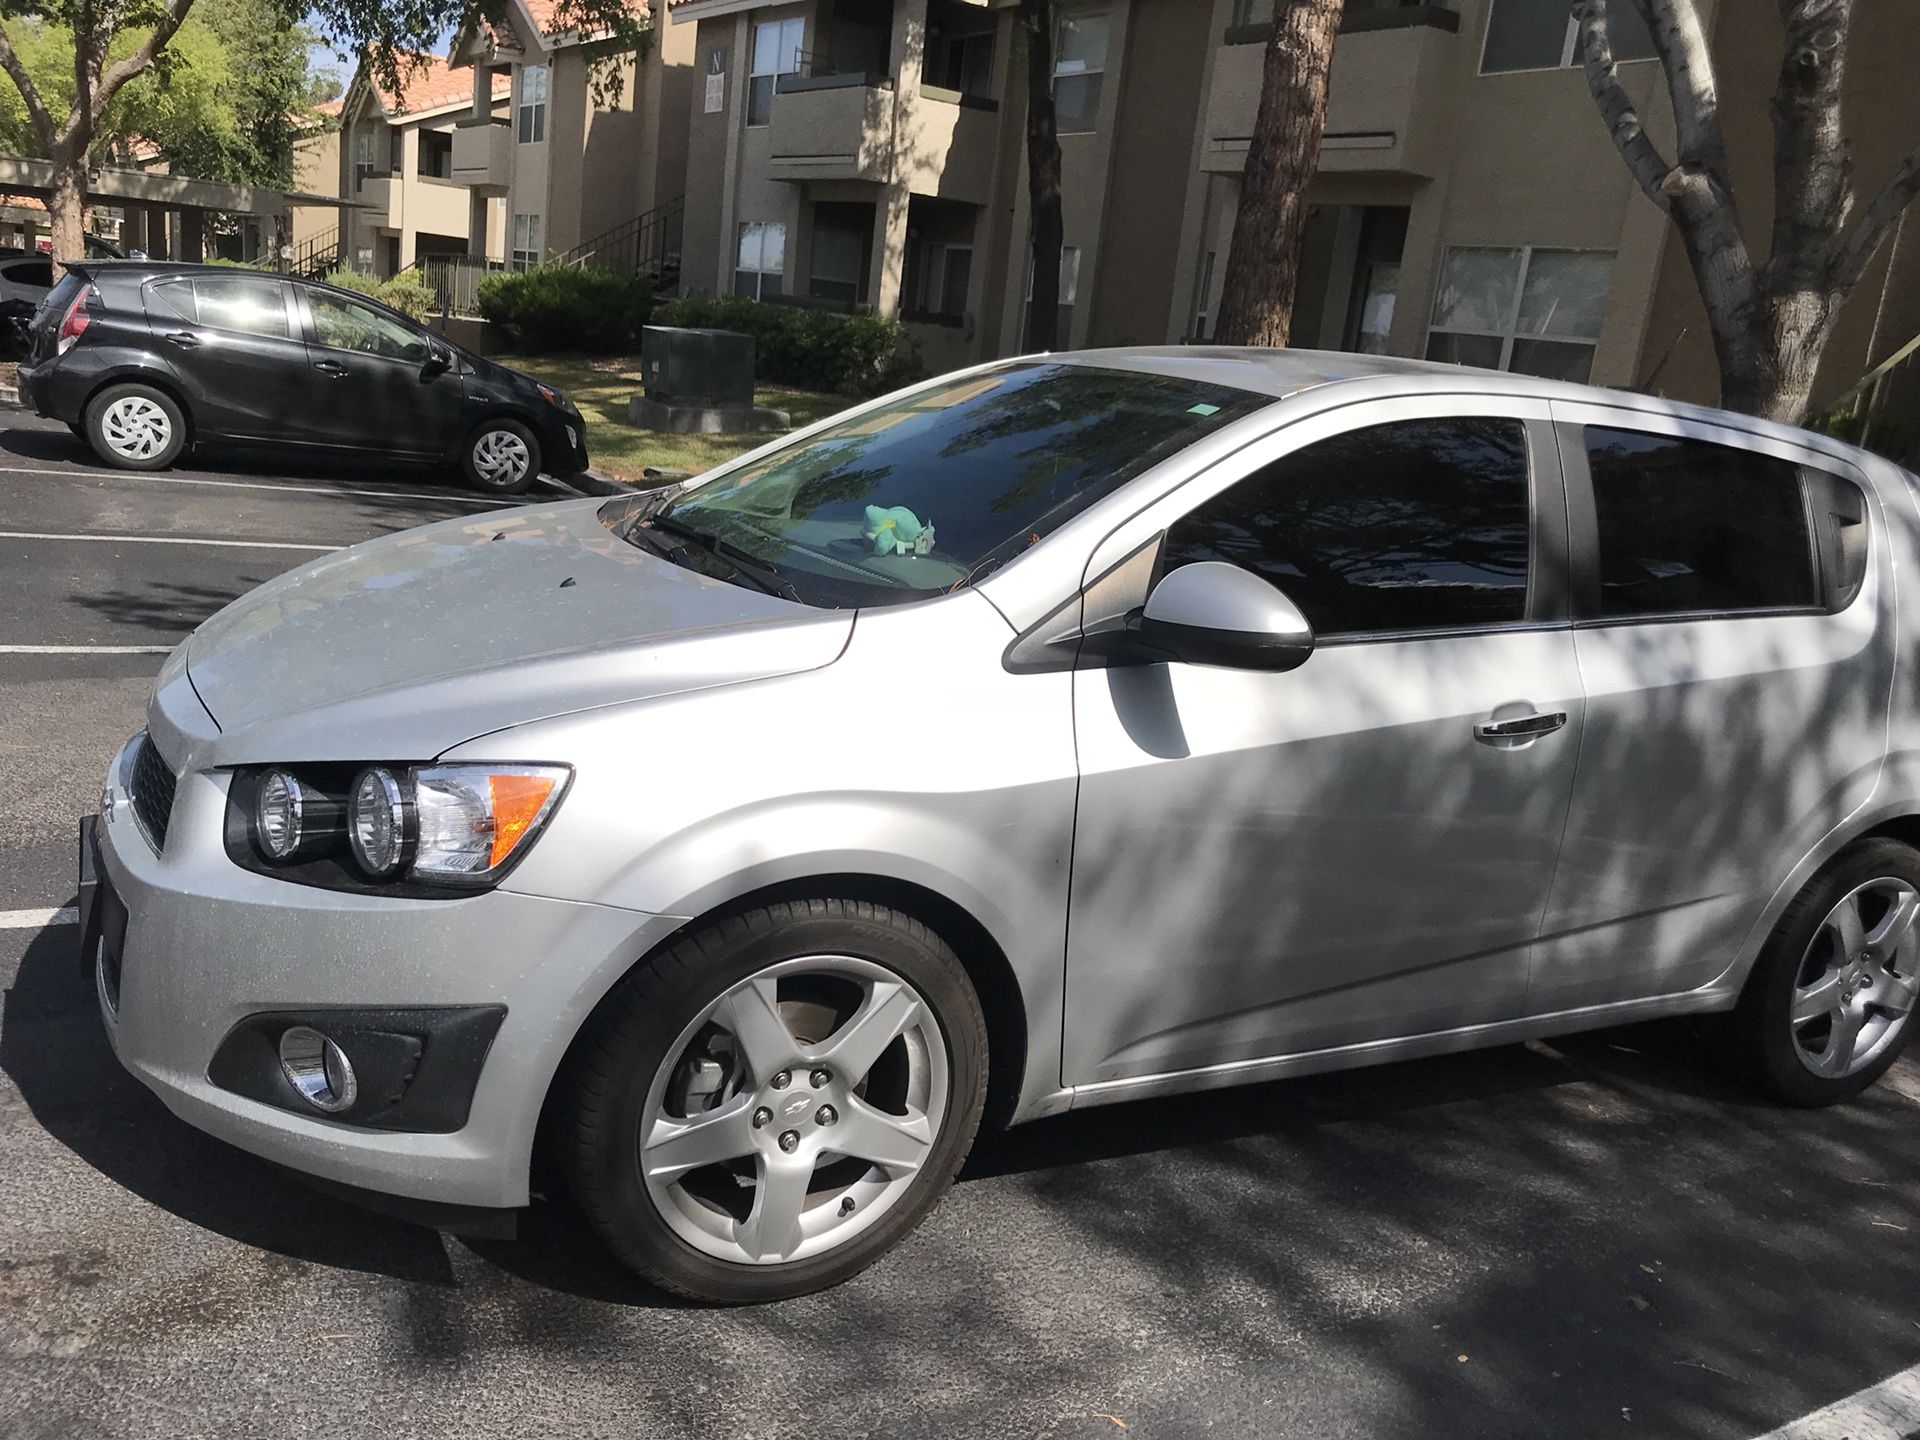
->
<box><xmin>452</xmin><ymin>118</ymin><xmax>512</xmax><ymax>194</ymax></box>
<box><xmin>767</xmin><ymin>72</ymin><xmax>997</xmax><ymax>205</ymax></box>
<box><xmin>1201</xmin><ymin>5</ymin><xmax>1460</xmax><ymax>179</ymax></box>
<box><xmin>407</xmin><ymin>176</ymin><xmax>473</xmax><ymax>238</ymax></box>
<box><xmin>353</xmin><ymin>174</ymin><xmax>394</xmax><ymax>224</ymax></box>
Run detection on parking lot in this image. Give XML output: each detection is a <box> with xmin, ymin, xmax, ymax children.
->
<box><xmin>1</xmin><ymin>406</ymin><xmax>1918</xmax><ymax>1439</ymax></box>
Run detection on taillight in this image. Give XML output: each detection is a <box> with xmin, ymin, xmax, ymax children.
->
<box><xmin>56</xmin><ymin>286</ymin><xmax>94</xmax><ymax>354</ymax></box>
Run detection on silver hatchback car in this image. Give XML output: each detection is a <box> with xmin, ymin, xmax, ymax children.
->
<box><xmin>85</xmin><ymin>349</ymin><xmax>1920</xmax><ymax>1302</ymax></box>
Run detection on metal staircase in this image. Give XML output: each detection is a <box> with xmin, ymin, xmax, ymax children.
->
<box><xmin>552</xmin><ymin>196</ymin><xmax>684</xmax><ymax>293</ymax></box>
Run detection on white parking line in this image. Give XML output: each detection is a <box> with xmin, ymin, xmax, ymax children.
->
<box><xmin>0</xmin><ymin>462</ymin><xmax>527</xmax><ymax>507</ymax></box>
<box><xmin>1753</xmin><ymin>1360</ymin><xmax>1920</xmax><ymax>1439</ymax></box>
<box><xmin>0</xmin><ymin>530</ymin><xmax>335</xmax><ymax>552</ymax></box>
<box><xmin>0</xmin><ymin>907</ymin><xmax>76</xmax><ymax>930</ymax></box>
<box><xmin>0</xmin><ymin>643</ymin><xmax>175</xmax><ymax>654</ymax></box>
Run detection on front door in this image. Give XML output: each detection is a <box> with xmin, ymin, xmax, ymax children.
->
<box><xmin>1527</xmin><ymin>404</ymin><xmax>1893</xmax><ymax>1013</ymax></box>
<box><xmin>297</xmin><ymin>287</ymin><xmax>466</xmax><ymax>458</ymax></box>
<box><xmin>143</xmin><ymin>274</ymin><xmax>313</xmax><ymax>443</ymax></box>
<box><xmin>1065</xmin><ymin>400</ymin><xmax>1585</xmax><ymax>1090</ymax></box>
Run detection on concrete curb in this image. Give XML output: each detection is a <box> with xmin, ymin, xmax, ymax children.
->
<box><xmin>0</xmin><ymin>386</ymin><xmax>20</xmax><ymax>408</ymax></box>
<box><xmin>551</xmin><ymin>469</ymin><xmax>630</xmax><ymax>496</ymax></box>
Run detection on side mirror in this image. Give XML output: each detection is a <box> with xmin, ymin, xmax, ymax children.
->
<box><xmin>1131</xmin><ymin>561</ymin><xmax>1315</xmax><ymax>672</ymax></box>
<box><xmin>421</xmin><ymin>342</ymin><xmax>452</xmax><ymax>374</ymax></box>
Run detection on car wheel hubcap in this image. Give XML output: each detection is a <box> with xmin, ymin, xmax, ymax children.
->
<box><xmin>1789</xmin><ymin>877</ymin><xmax>1920</xmax><ymax>1079</ymax></box>
<box><xmin>640</xmin><ymin>955</ymin><xmax>949</xmax><ymax>1266</ymax></box>
<box><xmin>472</xmin><ymin>430</ymin><xmax>529</xmax><ymax>485</ymax></box>
<box><xmin>100</xmin><ymin>397</ymin><xmax>171</xmax><ymax>460</ymax></box>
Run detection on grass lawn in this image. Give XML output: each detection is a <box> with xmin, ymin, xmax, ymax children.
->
<box><xmin>498</xmin><ymin>353</ymin><xmax>844</xmax><ymax>483</ymax></box>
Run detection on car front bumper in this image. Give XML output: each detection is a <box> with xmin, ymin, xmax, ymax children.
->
<box><xmin>92</xmin><ymin>730</ymin><xmax>681</xmax><ymax>1211</ymax></box>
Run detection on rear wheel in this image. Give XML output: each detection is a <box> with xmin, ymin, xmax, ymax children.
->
<box><xmin>85</xmin><ymin>383</ymin><xmax>186</xmax><ymax>470</ymax></box>
<box><xmin>461</xmin><ymin>417</ymin><xmax>540</xmax><ymax>495</ymax></box>
<box><xmin>560</xmin><ymin>900</ymin><xmax>988</xmax><ymax>1303</ymax></box>
<box><xmin>1733</xmin><ymin>838</ymin><xmax>1920</xmax><ymax>1105</ymax></box>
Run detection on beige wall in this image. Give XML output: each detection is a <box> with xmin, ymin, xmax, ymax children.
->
<box><xmin>290</xmin><ymin>127</ymin><xmax>340</xmax><ymax>251</ymax></box>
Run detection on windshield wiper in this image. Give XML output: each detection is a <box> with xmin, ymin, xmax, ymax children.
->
<box><xmin>644</xmin><ymin>513</ymin><xmax>803</xmax><ymax>603</ymax></box>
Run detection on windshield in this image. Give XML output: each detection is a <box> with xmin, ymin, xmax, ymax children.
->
<box><xmin>657</xmin><ymin>362</ymin><xmax>1266</xmax><ymax>607</ymax></box>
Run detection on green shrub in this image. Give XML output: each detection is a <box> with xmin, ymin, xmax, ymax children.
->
<box><xmin>322</xmin><ymin>266</ymin><xmax>384</xmax><ymax>300</ymax></box>
<box><xmin>649</xmin><ymin>296</ymin><xmax>920</xmax><ymax>395</ymax></box>
<box><xmin>475</xmin><ymin>265</ymin><xmax>654</xmax><ymax>353</ymax></box>
<box><xmin>373</xmin><ymin>270</ymin><xmax>435</xmax><ymax>322</ymax></box>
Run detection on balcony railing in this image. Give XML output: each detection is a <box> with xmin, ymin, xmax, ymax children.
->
<box><xmin>453</xmin><ymin>116</ymin><xmax>512</xmax><ymax>193</ymax></box>
<box><xmin>766</xmin><ymin>72</ymin><xmax>995</xmax><ymax>203</ymax></box>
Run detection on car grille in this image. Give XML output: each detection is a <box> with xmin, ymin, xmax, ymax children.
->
<box><xmin>129</xmin><ymin>734</ymin><xmax>177</xmax><ymax>850</ymax></box>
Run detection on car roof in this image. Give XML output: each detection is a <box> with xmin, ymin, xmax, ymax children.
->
<box><xmin>1055</xmin><ymin>344</ymin><xmax>1875</xmax><ymax>472</ymax></box>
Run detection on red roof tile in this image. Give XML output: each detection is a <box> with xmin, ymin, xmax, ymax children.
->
<box><xmin>370</xmin><ymin>52</ymin><xmax>509</xmax><ymax>115</ymax></box>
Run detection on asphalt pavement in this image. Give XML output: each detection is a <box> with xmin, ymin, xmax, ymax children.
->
<box><xmin>1</xmin><ymin>409</ymin><xmax>1917</xmax><ymax>1440</ymax></box>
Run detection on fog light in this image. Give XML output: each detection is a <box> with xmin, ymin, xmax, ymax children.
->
<box><xmin>278</xmin><ymin>1026</ymin><xmax>357</xmax><ymax>1114</ymax></box>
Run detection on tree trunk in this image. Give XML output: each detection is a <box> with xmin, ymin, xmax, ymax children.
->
<box><xmin>1213</xmin><ymin>0</ymin><xmax>1345</xmax><ymax>347</ymax></box>
<box><xmin>47</xmin><ymin>143</ymin><xmax>89</xmax><ymax>272</ymax></box>
<box><xmin>1019</xmin><ymin>0</ymin><xmax>1063</xmax><ymax>352</ymax></box>
<box><xmin>1715</xmin><ymin>292</ymin><xmax>1837</xmax><ymax>424</ymax></box>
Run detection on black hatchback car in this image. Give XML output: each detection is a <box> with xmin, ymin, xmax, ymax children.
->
<box><xmin>19</xmin><ymin>262</ymin><xmax>587</xmax><ymax>494</ymax></box>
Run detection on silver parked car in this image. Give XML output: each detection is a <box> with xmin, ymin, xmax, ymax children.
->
<box><xmin>84</xmin><ymin>349</ymin><xmax>1920</xmax><ymax>1303</ymax></box>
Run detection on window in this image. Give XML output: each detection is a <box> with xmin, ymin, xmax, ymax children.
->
<box><xmin>1351</xmin><ymin>260</ymin><xmax>1400</xmax><ymax>354</ymax></box>
<box><xmin>1</xmin><ymin>258</ymin><xmax>51</xmax><ymax>288</ymax></box>
<box><xmin>512</xmin><ymin>212</ymin><xmax>542</xmax><ymax>269</ymax></box>
<box><xmin>917</xmin><ymin>243</ymin><xmax>972</xmax><ymax>319</ymax></box>
<box><xmin>662</xmin><ymin>361</ymin><xmax>1266</xmax><ymax>607</ymax></box>
<box><xmin>191</xmin><ymin>277</ymin><xmax>289</xmax><ymax>339</ymax></box>
<box><xmin>1425</xmin><ymin>246</ymin><xmax>1611</xmax><ymax>382</ymax></box>
<box><xmin>749</xmin><ymin>17</ymin><xmax>805</xmax><ymax>126</ymax></box>
<box><xmin>309</xmin><ymin>291</ymin><xmax>430</xmax><ymax>361</ymax></box>
<box><xmin>149</xmin><ymin>280</ymin><xmax>197</xmax><ymax>323</ymax></box>
<box><xmin>389</xmin><ymin>127</ymin><xmax>405</xmax><ymax>174</ymax></box>
<box><xmin>1584</xmin><ymin>427</ymin><xmax>1820</xmax><ymax>619</ymax></box>
<box><xmin>1023</xmin><ymin>245</ymin><xmax>1080</xmax><ymax>344</ymax></box>
<box><xmin>928</xmin><ymin>27</ymin><xmax>994</xmax><ymax>96</ymax></box>
<box><xmin>418</xmin><ymin>130</ymin><xmax>453</xmax><ymax>179</ymax></box>
<box><xmin>809</xmin><ymin>217</ymin><xmax>867</xmax><ymax>304</ymax></box>
<box><xmin>1163</xmin><ymin>418</ymin><xmax>1534</xmax><ymax>637</ymax></box>
<box><xmin>1053</xmin><ymin>11</ymin><xmax>1108</xmax><ymax>134</ymax></box>
<box><xmin>517</xmin><ymin>65</ymin><xmax>548</xmax><ymax>143</ymax></box>
<box><xmin>1481</xmin><ymin>0</ymin><xmax>1653</xmax><ymax>73</ymax></box>
<box><xmin>353</xmin><ymin>128</ymin><xmax>377</xmax><ymax>186</ymax></box>
<box><xmin>1189</xmin><ymin>250</ymin><xmax>1215</xmax><ymax>341</ymax></box>
<box><xmin>734</xmin><ymin>221</ymin><xmax>786</xmax><ymax>299</ymax></box>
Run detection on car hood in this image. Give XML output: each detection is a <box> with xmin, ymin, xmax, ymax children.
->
<box><xmin>184</xmin><ymin>498</ymin><xmax>850</xmax><ymax>765</ymax></box>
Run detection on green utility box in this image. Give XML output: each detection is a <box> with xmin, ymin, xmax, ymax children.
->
<box><xmin>640</xmin><ymin>326</ymin><xmax>756</xmax><ymax>409</ymax></box>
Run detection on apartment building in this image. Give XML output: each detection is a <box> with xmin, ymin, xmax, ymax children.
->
<box><xmin>336</xmin><ymin>55</ymin><xmax>511</xmax><ymax>277</ymax></box>
<box><xmin>671</xmin><ymin>0</ymin><xmax>1919</xmax><ymax>411</ymax></box>
<box><xmin>450</xmin><ymin>0</ymin><xmax>697</xmax><ymax>268</ymax></box>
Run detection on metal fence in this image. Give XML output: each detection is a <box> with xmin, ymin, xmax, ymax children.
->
<box><xmin>405</xmin><ymin>255</ymin><xmax>506</xmax><ymax>319</ymax></box>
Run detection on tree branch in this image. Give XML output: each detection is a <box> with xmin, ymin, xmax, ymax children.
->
<box><xmin>1573</xmin><ymin>0</ymin><xmax>1674</xmax><ymax>212</ymax></box>
<box><xmin>1631</xmin><ymin>0</ymin><xmax>1732</xmax><ymax>189</ymax></box>
<box><xmin>1832</xmin><ymin>141</ymin><xmax>1920</xmax><ymax>291</ymax></box>
<box><xmin>92</xmin><ymin>0</ymin><xmax>197</xmax><ymax>125</ymax></box>
<box><xmin>0</xmin><ymin>21</ymin><xmax>58</xmax><ymax>153</ymax></box>
<box><xmin>1766</xmin><ymin>0</ymin><xmax>1855</xmax><ymax>293</ymax></box>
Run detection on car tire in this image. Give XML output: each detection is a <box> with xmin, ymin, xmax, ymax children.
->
<box><xmin>1731</xmin><ymin>837</ymin><xmax>1920</xmax><ymax>1106</ymax></box>
<box><xmin>461</xmin><ymin>417</ymin><xmax>541</xmax><ymax>495</ymax></box>
<box><xmin>559</xmin><ymin>899</ymin><xmax>989</xmax><ymax>1304</ymax></box>
<box><xmin>85</xmin><ymin>382</ymin><xmax>187</xmax><ymax>470</ymax></box>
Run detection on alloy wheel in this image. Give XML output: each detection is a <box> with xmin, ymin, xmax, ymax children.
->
<box><xmin>1789</xmin><ymin>877</ymin><xmax>1920</xmax><ymax>1078</ymax></box>
<box><xmin>100</xmin><ymin>396</ymin><xmax>172</xmax><ymax>460</ymax></box>
<box><xmin>639</xmin><ymin>955</ymin><xmax>950</xmax><ymax>1266</ymax></box>
<box><xmin>472</xmin><ymin>429</ymin><xmax>530</xmax><ymax>487</ymax></box>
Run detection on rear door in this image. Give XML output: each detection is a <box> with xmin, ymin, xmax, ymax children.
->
<box><xmin>1527</xmin><ymin>403</ymin><xmax>1891</xmax><ymax>1013</ymax></box>
<box><xmin>294</xmin><ymin>286</ymin><xmax>465</xmax><ymax>458</ymax></box>
<box><xmin>144</xmin><ymin>275</ymin><xmax>315</xmax><ymax>443</ymax></box>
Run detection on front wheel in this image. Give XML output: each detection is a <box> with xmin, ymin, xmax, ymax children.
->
<box><xmin>559</xmin><ymin>900</ymin><xmax>988</xmax><ymax>1303</ymax></box>
<box><xmin>85</xmin><ymin>383</ymin><xmax>187</xmax><ymax>470</ymax></box>
<box><xmin>1732</xmin><ymin>837</ymin><xmax>1920</xmax><ymax>1105</ymax></box>
<box><xmin>461</xmin><ymin>417</ymin><xmax>540</xmax><ymax>495</ymax></box>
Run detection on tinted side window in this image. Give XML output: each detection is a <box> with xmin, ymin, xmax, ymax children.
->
<box><xmin>2</xmin><ymin>260</ymin><xmax>51</xmax><ymax>287</ymax></box>
<box><xmin>149</xmin><ymin>280</ymin><xmax>196</xmax><ymax>324</ymax></box>
<box><xmin>192</xmin><ymin>278</ymin><xmax>289</xmax><ymax>339</ymax></box>
<box><xmin>1163</xmin><ymin>418</ymin><xmax>1533</xmax><ymax>637</ymax></box>
<box><xmin>308</xmin><ymin>291</ymin><xmax>427</xmax><ymax>360</ymax></box>
<box><xmin>1584</xmin><ymin>427</ymin><xmax>1817</xmax><ymax>618</ymax></box>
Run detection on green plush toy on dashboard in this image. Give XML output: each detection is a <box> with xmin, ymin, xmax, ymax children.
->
<box><xmin>864</xmin><ymin>504</ymin><xmax>937</xmax><ymax>557</ymax></box>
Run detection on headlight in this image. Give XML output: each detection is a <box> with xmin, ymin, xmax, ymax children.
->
<box><xmin>240</xmin><ymin>762</ymin><xmax>569</xmax><ymax>890</ymax></box>
<box><xmin>536</xmin><ymin>382</ymin><xmax>567</xmax><ymax>409</ymax></box>
<box><xmin>349</xmin><ymin>767</ymin><xmax>415</xmax><ymax>878</ymax></box>
<box><xmin>254</xmin><ymin>768</ymin><xmax>343</xmax><ymax>862</ymax></box>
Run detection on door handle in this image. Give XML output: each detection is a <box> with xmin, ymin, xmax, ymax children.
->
<box><xmin>313</xmin><ymin>359</ymin><xmax>349</xmax><ymax>377</ymax></box>
<box><xmin>1473</xmin><ymin>710</ymin><xmax>1569</xmax><ymax>741</ymax></box>
<box><xmin>162</xmin><ymin>331</ymin><xmax>199</xmax><ymax>349</ymax></box>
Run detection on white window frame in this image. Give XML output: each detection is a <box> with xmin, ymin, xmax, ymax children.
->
<box><xmin>512</xmin><ymin>212</ymin><xmax>542</xmax><ymax>269</ymax></box>
<box><xmin>917</xmin><ymin>242</ymin><xmax>974</xmax><ymax>318</ymax></box>
<box><xmin>735</xmin><ymin>220</ymin><xmax>786</xmax><ymax>299</ymax></box>
<box><xmin>747</xmin><ymin>17</ymin><xmax>805</xmax><ymax>128</ymax></box>
<box><xmin>1052</xmin><ymin>9</ymin><xmax>1109</xmax><ymax>136</ymax></box>
<box><xmin>1478</xmin><ymin>0</ymin><xmax>1656</xmax><ymax>75</ymax></box>
<box><xmin>517</xmin><ymin>65</ymin><xmax>548</xmax><ymax>143</ymax></box>
<box><xmin>1189</xmin><ymin>250</ymin><xmax>1216</xmax><ymax>342</ymax></box>
<box><xmin>1424</xmin><ymin>244</ymin><xmax>1613</xmax><ymax>376</ymax></box>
